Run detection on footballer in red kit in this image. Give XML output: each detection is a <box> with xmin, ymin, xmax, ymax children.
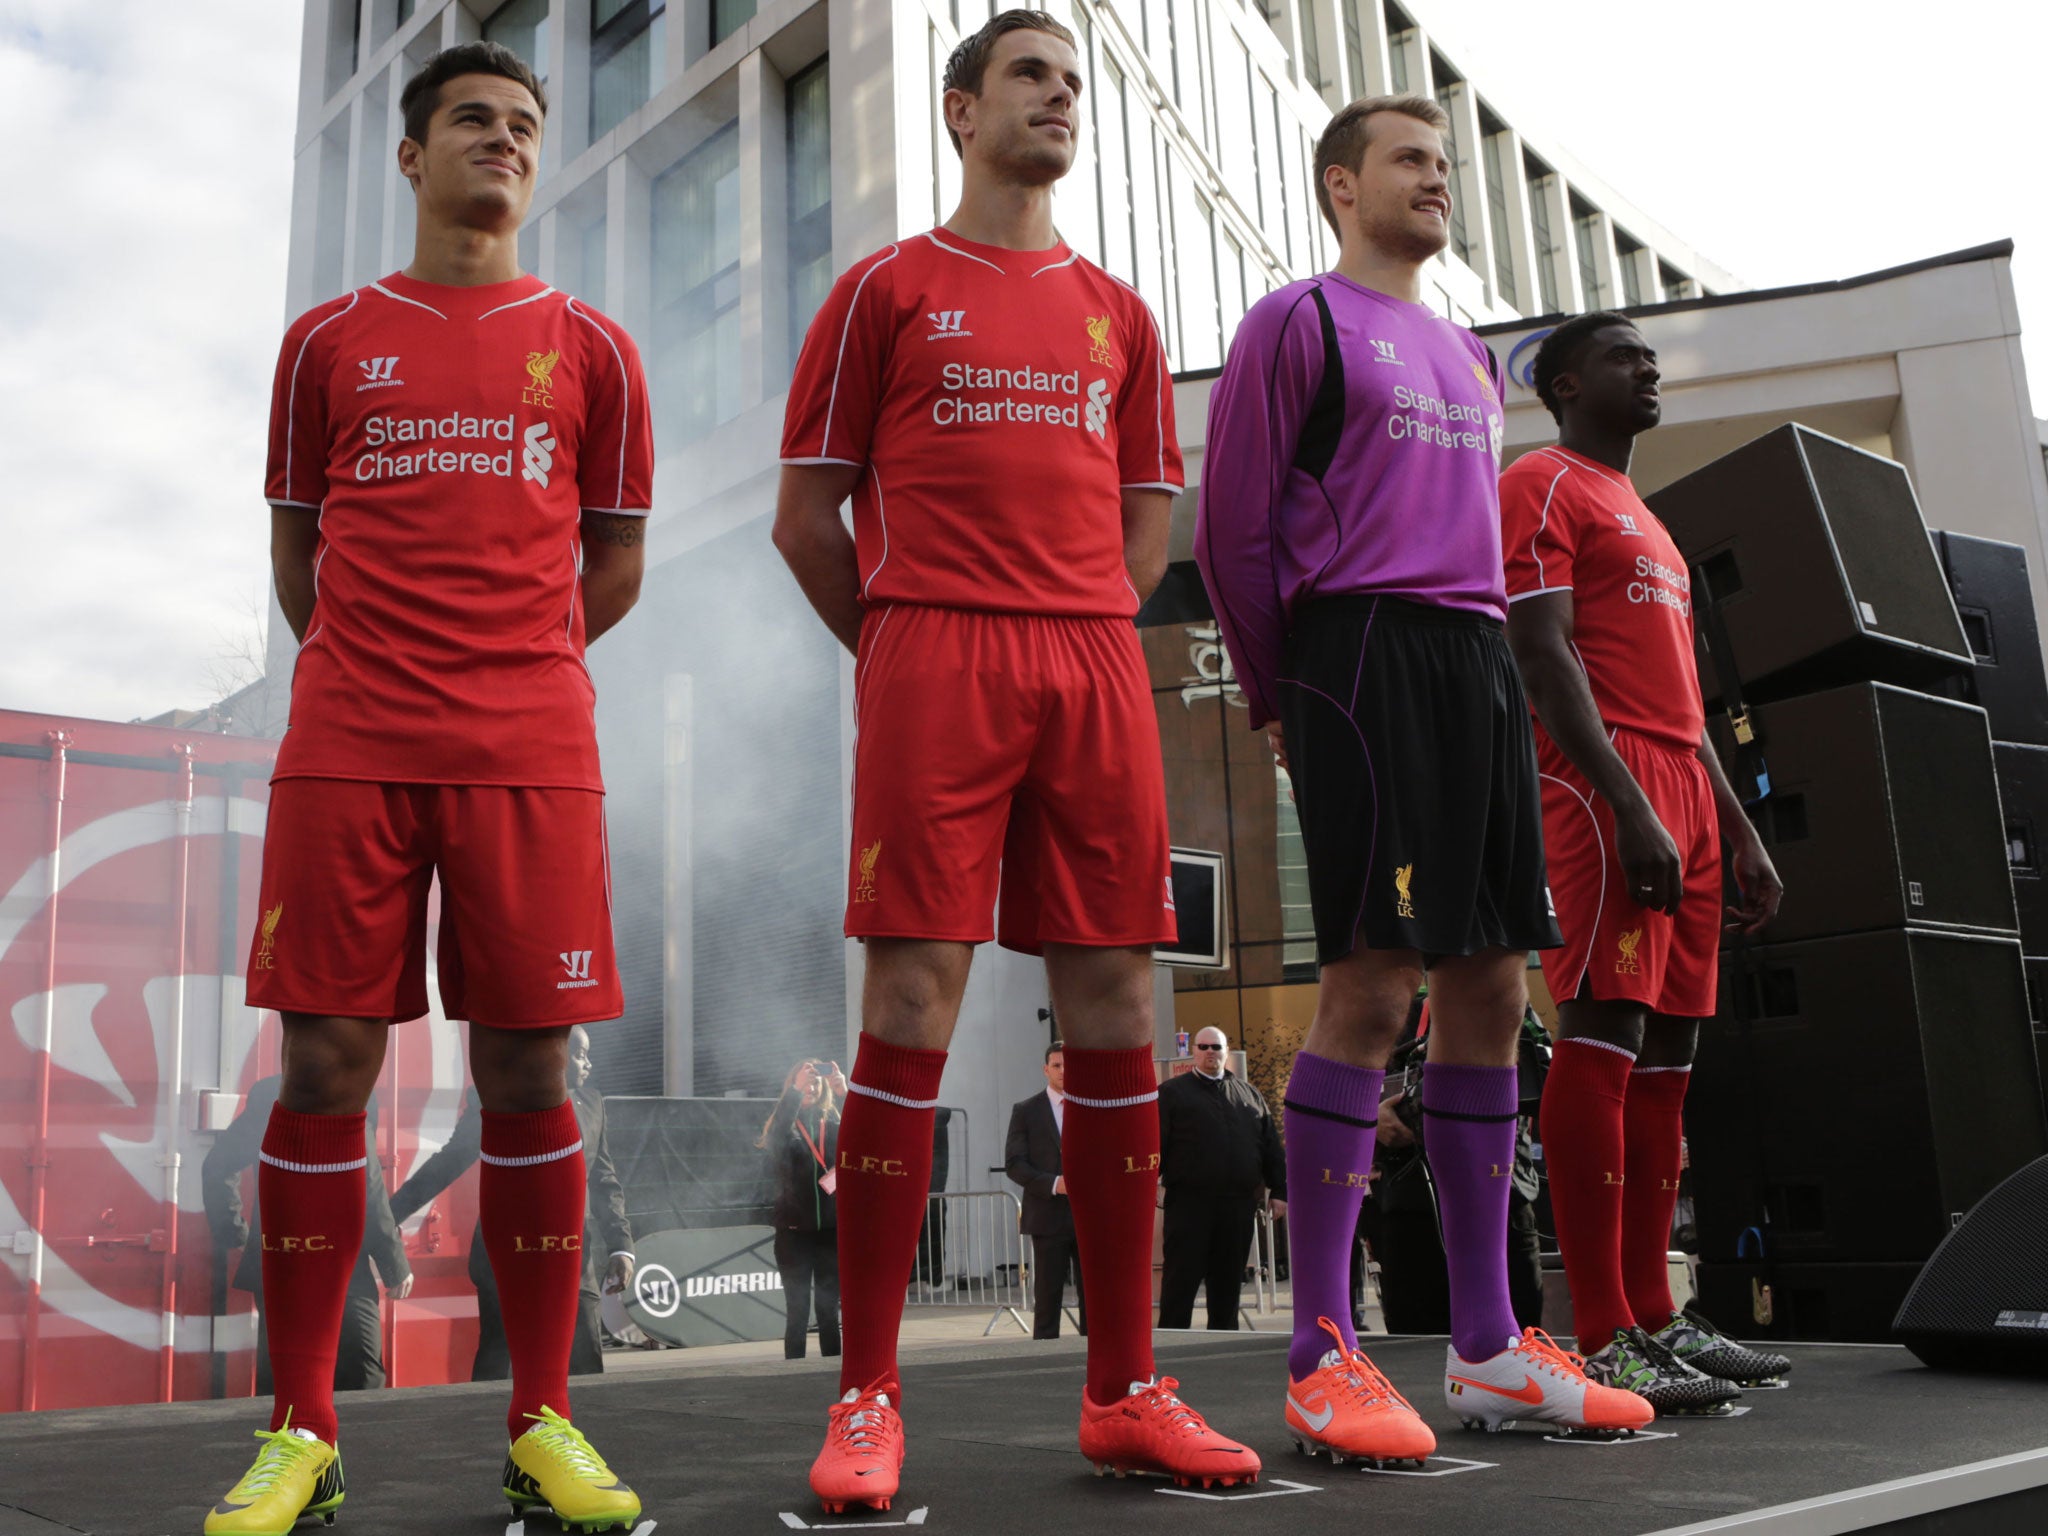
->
<box><xmin>1502</xmin><ymin>313</ymin><xmax>1791</xmax><ymax>1415</ymax></box>
<box><xmin>206</xmin><ymin>43</ymin><xmax>648</xmax><ymax>1536</ymax></box>
<box><xmin>774</xmin><ymin>9</ymin><xmax>1257</xmax><ymax>1514</ymax></box>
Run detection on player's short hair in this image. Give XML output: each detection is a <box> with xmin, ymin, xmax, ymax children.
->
<box><xmin>400</xmin><ymin>42</ymin><xmax>548</xmax><ymax>147</ymax></box>
<box><xmin>1532</xmin><ymin>311</ymin><xmax>1633</xmax><ymax>423</ymax></box>
<box><xmin>940</xmin><ymin>9</ymin><xmax>1078</xmax><ymax>159</ymax></box>
<box><xmin>1312</xmin><ymin>94</ymin><xmax>1450</xmax><ymax>234</ymax></box>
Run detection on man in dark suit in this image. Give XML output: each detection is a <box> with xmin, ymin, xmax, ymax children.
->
<box><xmin>391</xmin><ymin>1026</ymin><xmax>634</xmax><ymax>1377</ymax></box>
<box><xmin>1157</xmin><ymin>1028</ymin><xmax>1286</xmax><ymax>1330</ymax></box>
<box><xmin>203</xmin><ymin>1076</ymin><xmax>411</xmax><ymax>1392</ymax></box>
<box><xmin>1005</xmin><ymin>1042</ymin><xmax>1085</xmax><ymax>1339</ymax></box>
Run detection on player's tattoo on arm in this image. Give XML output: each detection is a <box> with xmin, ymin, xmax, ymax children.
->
<box><xmin>581</xmin><ymin>511</ymin><xmax>645</xmax><ymax>548</ymax></box>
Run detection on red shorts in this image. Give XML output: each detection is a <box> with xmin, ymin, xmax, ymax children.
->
<box><xmin>1536</xmin><ymin>728</ymin><xmax>1720</xmax><ymax>1018</ymax></box>
<box><xmin>246</xmin><ymin>779</ymin><xmax>621</xmax><ymax>1027</ymax></box>
<box><xmin>848</xmin><ymin>605</ymin><xmax>1176</xmax><ymax>955</ymax></box>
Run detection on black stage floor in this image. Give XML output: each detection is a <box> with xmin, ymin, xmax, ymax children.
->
<box><xmin>5</xmin><ymin>1333</ymin><xmax>2048</xmax><ymax>1536</ymax></box>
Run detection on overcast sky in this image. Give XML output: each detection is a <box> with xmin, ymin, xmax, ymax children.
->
<box><xmin>2</xmin><ymin>0</ymin><xmax>2044</xmax><ymax>724</ymax></box>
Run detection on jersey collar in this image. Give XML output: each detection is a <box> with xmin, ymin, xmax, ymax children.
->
<box><xmin>373</xmin><ymin>269</ymin><xmax>553</xmax><ymax>322</ymax></box>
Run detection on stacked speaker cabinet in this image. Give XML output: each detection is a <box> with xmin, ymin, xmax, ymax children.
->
<box><xmin>1645</xmin><ymin>426</ymin><xmax>2048</xmax><ymax>1341</ymax></box>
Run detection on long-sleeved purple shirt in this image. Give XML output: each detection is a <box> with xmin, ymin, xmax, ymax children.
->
<box><xmin>1195</xmin><ymin>274</ymin><xmax>1508</xmax><ymax>727</ymax></box>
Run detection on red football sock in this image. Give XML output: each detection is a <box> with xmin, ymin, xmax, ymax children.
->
<box><xmin>1537</xmin><ymin>1038</ymin><xmax>1635</xmax><ymax>1354</ymax></box>
<box><xmin>834</xmin><ymin>1032</ymin><xmax>946</xmax><ymax>1396</ymax></box>
<box><xmin>1061</xmin><ymin>1046</ymin><xmax>1160</xmax><ymax>1405</ymax></box>
<box><xmin>1622</xmin><ymin>1066</ymin><xmax>1691</xmax><ymax>1329</ymax></box>
<box><xmin>259</xmin><ymin>1107</ymin><xmax>369</xmax><ymax>1443</ymax></box>
<box><xmin>480</xmin><ymin>1100</ymin><xmax>587</xmax><ymax>1441</ymax></box>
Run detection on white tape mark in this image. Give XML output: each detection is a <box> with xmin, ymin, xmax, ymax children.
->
<box><xmin>1542</xmin><ymin>1428</ymin><xmax>1681</xmax><ymax>1446</ymax></box>
<box><xmin>1155</xmin><ymin>1477</ymin><xmax>1323</xmax><ymax>1502</ymax></box>
<box><xmin>632</xmin><ymin>1524</ymin><xmax>659</xmax><ymax>1536</ymax></box>
<box><xmin>777</xmin><ymin>1512</ymin><xmax>927</xmax><ymax>1530</ymax></box>
<box><xmin>1355</xmin><ymin>1454</ymin><xmax>1496</xmax><ymax>1478</ymax></box>
<box><xmin>779</xmin><ymin>1517</ymin><xmax>808</xmax><ymax>1531</ymax></box>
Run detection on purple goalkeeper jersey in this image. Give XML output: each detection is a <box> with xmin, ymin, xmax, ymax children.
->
<box><xmin>1194</xmin><ymin>273</ymin><xmax>1508</xmax><ymax>726</ymax></box>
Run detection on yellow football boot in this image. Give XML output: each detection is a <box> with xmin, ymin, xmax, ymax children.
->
<box><xmin>204</xmin><ymin>1423</ymin><xmax>344</xmax><ymax>1534</ymax></box>
<box><xmin>504</xmin><ymin>1407</ymin><xmax>642</xmax><ymax>1533</ymax></box>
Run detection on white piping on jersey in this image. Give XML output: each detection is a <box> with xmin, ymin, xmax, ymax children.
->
<box><xmin>819</xmin><ymin>246</ymin><xmax>900</xmax><ymax>457</ymax></box>
<box><xmin>600</xmin><ymin>802</ymin><xmax>614</xmax><ymax>920</ymax></box>
<box><xmin>1539</xmin><ymin>769</ymin><xmax>1607</xmax><ymax>1003</ymax></box>
<box><xmin>1534</xmin><ymin>443</ymin><xmax>1631</xmax><ymax>490</ymax></box>
<box><xmin>283</xmin><ymin>291</ymin><xmax>359</xmax><ymax>502</ymax></box>
<box><xmin>581</xmin><ymin>505</ymin><xmax>652</xmax><ymax>517</ymax></box>
<box><xmin>1105</xmin><ymin>270</ymin><xmax>1173</xmax><ymax>485</ymax></box>
<box><xmin>370</xmin><ymin>281</ymin><xmax>448</xmax><ymax>320</ymax></box>
<box><xmin>480</xmin><ymin>285</ymin><xmax>557</xmax><ymax>320</ymax></box>
<box><xmin>1120</xmin><ymin>480</ymin><xmax>1182</xmax><ymax>493</ymax></box>
<box><xmin>1030</xmin><ymin>249</ymin><xmax>1084</xmax><ymax>277</ymax></box>
<box><xmin>860</xmin><ymin>463</ymin><xmax>891</xmax><ymax>600</ymax></box>
<box><xmin>266</xmin><ymin>499</ymin><xmax>320</xmax><ymax>511</ymax></box>
<box><xmin>569</xmin><ymin>299</ymin><xmax>633</xmax><ymax>509</ymax></box>
<box><xmin>922</xmin><ymin>231</ymin><xmax>1006</xmax><ymax>274</ymax></box>
<box><xmin>1521</xmin><ymin>458</ymin><xmax>1573</xmax><ymax>592</ymax></box>
<box><xmin>781</xmin><ymin>456</ymin><xmax>862</xmax><ymax>467</ymax></box>
<box><xmin>1507</xmin><ymin>585</ymin><xmax>1571</xmax><ymax>603</ymax></box>
<box><xmin>853</xmin><ymin>605</ymin><xmax>894</xmax><ymax>715</ymax></box>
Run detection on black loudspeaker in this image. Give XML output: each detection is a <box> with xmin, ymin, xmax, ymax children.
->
<box><xmin>1894</xmin><ymin>1154</ymin><xmax>2048</xmax><ymax>1373</ymax></box>
<box><xmin>1647</xmin><ymin>425</ymin><xmax>1971</xmax><ymax>705</ymax></box>
<box><xmin>1995</xmin><ymin>742</ymin><xmax>2048</xmax><ymax>951</ymax></box>
<box><xmin>1935</xmin><ymin>531</ymin><xmax>2048</xmax><ymax>745</ymax></box>
<box><xmin>2026</xmin><ymin>957</ymin><xmax>2048</xmax><ymax>1024</ymax></box>
<box><xmin>1708</xmin><ymin>683</ymin><xmax>2016</xmax><ymax>944</ymax></box>
<box><xmin>1689</xmin><ymin>930</ymin><xmax>2048</xmax><ymax>1266</ymax></box>
<box><xmin>1696</xmin><ymin>1260</ymin><xmax>1923</xmax><ymax>1345</ymax></box>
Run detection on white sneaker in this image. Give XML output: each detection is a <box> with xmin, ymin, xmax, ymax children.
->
<box><xmin>1444</xmin><ymin>1327</ymin><xmax>1655</xmax><ymax>1435</ymax></box>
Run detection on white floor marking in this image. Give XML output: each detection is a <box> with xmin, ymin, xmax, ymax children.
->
<box><xmin>1543</xmin><ymin>1428</ymin><xmax>1681</xmax><ymax>1447</ymax></box>
<box><xmin>1155</xmin><ymin>1477</ymin><xmax>1323</xmax><ymax>1502</ymax></box>
<box><xmin>507</xmin><ymin>1520</ymin><xmax>656</xmax><ymax>1535</ymax></box>
<box><xmin>777</xmin><ymin>1509</ymin><xmax>928</xmax><ymax>1529</ymax></box>
<box><xmin>1354</xmin><ymin>1455</ymin><xmax>1496</xmax><ymax>1478</ymax></box>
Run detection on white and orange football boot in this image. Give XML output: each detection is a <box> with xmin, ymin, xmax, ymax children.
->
<box><xmin>1285</xmin><ymin>1316</ymin><xmax>1437</xmax><ymax>1468</ymax></box>
<box><xmin>1444</xmin><ymin>1327</ymin><xmax>1654</xmax><ymax>1437</ymax></box>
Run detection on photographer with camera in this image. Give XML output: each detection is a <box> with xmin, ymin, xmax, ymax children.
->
<box><xmin>762</xmin><ymin>1057</ymin><xmax>846</xmax><ymax>1360</ymax></box>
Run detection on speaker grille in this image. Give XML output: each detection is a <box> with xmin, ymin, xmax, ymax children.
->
<box><xmin>1895</xmin><ymin>1155</ymin><xmax>2048</xmax><ymax>1358</ymax></box>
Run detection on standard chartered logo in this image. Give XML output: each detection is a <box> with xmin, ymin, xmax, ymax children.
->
<box><xmin>522</xmin><ymin>421</ymin><xmax>557</xmax><ymax>487</ymax></box>
<box><xmin>1084</xmin><ymin>378</ymin><xmax>1112</xmax><ymax>437</ymax></box>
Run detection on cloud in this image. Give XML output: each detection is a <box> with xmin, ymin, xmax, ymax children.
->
<box><xmin>0</xmin><ymin>2</ymin><xmax>297</xmax><ymax>722</ymax></box>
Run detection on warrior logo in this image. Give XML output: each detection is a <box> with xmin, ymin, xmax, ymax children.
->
<box><xmin>523</xmin><ymin>349</ymin><xmax>559</xmax><ymax>409</ymax></box>
<box><xmin>1616</xmin><ymin>928</ymin><xmax>1643</xmax><ymax>975</ymax></box>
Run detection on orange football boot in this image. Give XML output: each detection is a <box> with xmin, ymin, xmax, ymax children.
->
<box><xmin>1079</xmin><ymin>1376</ymin><xmax>1262</xmax><ymax>1489</ymax></box>
<box><xmin>1285</xmin><ymin>1316</ymin><xmax>1437</xmax><ymax>1467</ymax></box>
<box><xmin>809</xmin><ymin>1380</ymin><xmax>905</xmax><ymax>1514</ymax></box>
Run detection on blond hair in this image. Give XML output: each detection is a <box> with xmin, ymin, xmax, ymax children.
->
<box><xmin>1312</xmin><ymin>94</ymin><xmax>1450</xmax><ymax>234</ymax></box>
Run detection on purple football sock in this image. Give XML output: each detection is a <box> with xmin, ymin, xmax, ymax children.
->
<box><xmin>1282</xmin><ymin>1052</ymin><xmax>1385</xmax><ymax>1380</ymax></box>
<box><xmin>1421</xmin><ymin>1061</ymin><xmax>1523</xmax><ymax>1363</ymax></box>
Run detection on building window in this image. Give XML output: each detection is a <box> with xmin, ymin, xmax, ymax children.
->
<box><xmin>1342</xmin><ymin>0</ymin><xmax>1367</xmax><ymax>97</ymax></box>
<box><xmin>1276</xmin><ymin>762</ymin><xmax>1316</xmax><ymax>972</ymax></box>
<box><xmin>1572</xmin><ymin>195</ymin><xmax>1603</xmax><ymax>311</ymax></box>
<box><xmin>1614</xmin><ymin>229</ymin><xmax>1644</xmax><ymax>306</ymax></box>
<box><xmin>1524</xmin><ymin>156</ymin><xmax>1559</xmax><ymax>314</ymax></box>
<box><xmin>651</xmin><ymin>122</ymin><xmax>741</xmax><ymax>449</ymax></box>
<box><xmin>712</xmin><ymin>0</ymin><xmax>755</xmax><ymax>46</ymax></box>
<box><xmin>1385</xmin><ymin>27</ymin><xmax>1411</xmax><ymax>94</ymax></box>
<box><xmin>398</xmin><ymin>0</ymin><xmax>415</xmax><ymax>24</ymax></box>
<box><xmin>484</xmin><ymin>0</ymin><xmax>550</xmax><ymax>84</ymax></box>
<box><xmin>1098</xmin><ymin>57</ymin><xmax>1136</xmax><ymax>288</ymax></box>
<box><xmin>578</xmin><ymin>214</ymin><xmax>608</xmax><ymax>311</ymax></box>
<box><xmin>1432</xmin><ymin>73</ymin><xmax>1470</xmax><ymax>268</ymax></box>
<box><xmin>1482</xmin><ymin>131</ymin><xmax>1515</xmax><ymax>309</ymax></box>
<box><xmin>787</xmin><ymin>60</ymin><xmax>832</xmax><ymax>370</ymax></box>
<box><xmin>1659</xmin><ymin>260</ymin><xmax>1695</xmax><ymax>300</ymax></box>
<box><xmin>1174</xmin><ymin>174</ymin><xmax>1221</xmax><ymax>371</ymax></box>
<box><xmin>1295</xmin><ymin>0</ymin><xmax>1322</xmax><ymax>90</ymax></box>
<box><xmin>592</xmin><ymin>0</ymin><xmax>666</xmax><ymax>142</ymax></box>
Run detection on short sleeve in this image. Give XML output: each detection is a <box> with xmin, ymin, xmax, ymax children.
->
<box><xmin>572</xmin><ymin>306</ymin><xmax>654</xmax><ymax>514</ymax></box>
<box><xmin>266</xmin><ymin>300</ymin><xmax>349</xmax><ymax>510</ymax></box>
<box><xmin>1501</xmin><ymin>458</ymin><xmax>1581</xmax><ymax>602</ymax></box>
<box><xmin>781</xmin><ymin>246</ymin><xmax>899</xmax><ymax>467</ymax></box>
<box><xmin>1114</xmin><ymin>289</ymin><xmax>1183</xmax><ymax>492</ymax></box>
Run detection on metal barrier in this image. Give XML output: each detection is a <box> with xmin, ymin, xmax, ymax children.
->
<box><xmin>907</xmin><ymin>1189</ymin><xmax>1032</xmax><ymax>1336</ymax></box>
<box><xmin>1239</xmin><ymin>1206</ymin><xmax>1280</xmax><ymax>1328</ymax></box>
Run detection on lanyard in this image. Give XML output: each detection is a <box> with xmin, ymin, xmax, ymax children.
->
<box><xmin>794</xmin><ymin>1113</ymin><xmax>829</xmax><ymax>1172</ymax></box>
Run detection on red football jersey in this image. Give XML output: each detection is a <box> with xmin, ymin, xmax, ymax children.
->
<box><xmin>780</xmin><ymin>230</ymin><xmax>1182</xmax><ymax>617</ymax></box>
<box><xmin>265</xmin><ymin>272</ymin><xmax>653</xmax><ymax>789</ymax></box>
<box><xmin>1500</xmin><ymin>445</ymin><xmax>1704</xmax><ymax>752</ymax></box>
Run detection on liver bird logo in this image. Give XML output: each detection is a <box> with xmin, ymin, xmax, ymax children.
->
<box><xmin>1394</xmin><ymin>863</ymin><xmax>1415</xmax><ymax>918</ymax></box>
<box><xmin>854</xmin><ymin>838</ymin><xmax>881</xmax><ymax>903</ymax></box>
<box><xmin>261</xmin><ymin>901</ymin><xmax>283</xmax><ymax>938</ymax></box>
<box><xmin>255</xmin><ymin>900</ymin><xmax>283</xmax><ymax>970</ymax></box>
<box><xmin>523</xmin><ymin>349</ymin><xmax>560</xmax><ymax>406</ymax></box>
<box><xmin>1085</xmin><ymin>314</ymin><xmax>1113</xmax><ymax>365</ymax></box>
<box><xmin>1616</xmin><ymin>927</ymin><xmax>1643</xmax><ymax>974</ymax></box>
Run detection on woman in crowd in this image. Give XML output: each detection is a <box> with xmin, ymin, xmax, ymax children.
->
<box><xmin>762</xmin><ymin>1058</ymin><xmax>845</xmax><ymax>1359</ymax></box>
